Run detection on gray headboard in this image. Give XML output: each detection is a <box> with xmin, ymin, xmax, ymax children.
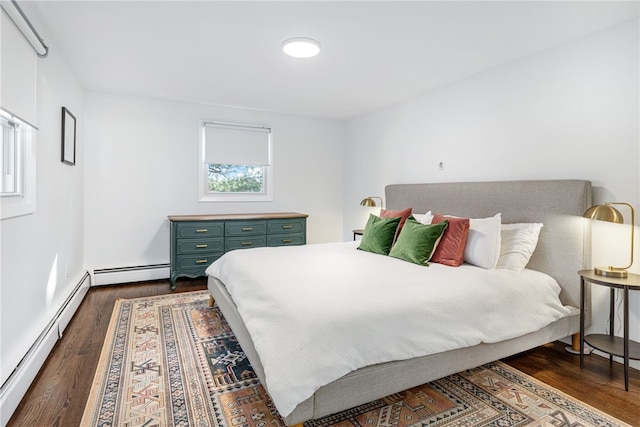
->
<box><xmin>386</xmin><ymin>179</ymin><xmax>592</xmax><ymax>310</ymax></box>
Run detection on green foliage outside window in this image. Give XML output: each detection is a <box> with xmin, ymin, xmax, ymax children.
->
<box><xmin>208</xmin><ymin>164</ymin><xmax>263</xmax><ymax>193</ymax></box>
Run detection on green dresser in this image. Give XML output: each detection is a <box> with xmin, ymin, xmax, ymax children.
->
<box><xmin>168</xmin><ymin>212</ymin><xmax>307</xmax><ymax>289</ymax></box>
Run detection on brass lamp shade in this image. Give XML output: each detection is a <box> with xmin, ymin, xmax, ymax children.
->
<box><xmin>360</xmin><ymin>196</ymin><xmax>383</xmax><ymax>208</ymax></box>
<box><xmin>583</xmin><ymin>204</ymin><xmax>624</xmax><ymax>224</ymax></box>
<box><xmin>583</xmin><ymin>202</ymin><xmax>635</xmax><ymax>278</ymax></box>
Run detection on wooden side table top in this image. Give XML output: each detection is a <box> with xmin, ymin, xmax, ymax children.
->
<box><xmin>578</xmin><ymin>269</ymin><xmax>640</xmax><ymax>289</ymax></box>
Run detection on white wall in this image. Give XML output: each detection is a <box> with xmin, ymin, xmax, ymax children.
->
<box><xmin>0</xmin><ymin>3</ymin><xmax>84</xmax><ymax>396</ymax></box>
<box><xmin>84</xmin><ymin>92</ymin><xmax>344</xmax><ymax>275</ymax></box>
<box><xmin>344</xmin><ymin>19</ymin><xmax>640</xmax><ymax>366</ymax></box>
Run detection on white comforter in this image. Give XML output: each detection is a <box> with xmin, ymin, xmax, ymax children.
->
<box><xmin>205</xmin><ymin>241</ymin><xmax>571</xmax><ymax>418</ymax></box>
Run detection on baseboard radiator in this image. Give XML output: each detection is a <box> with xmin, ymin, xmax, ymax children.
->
<box><xmin>0</xmin><ymin>271</ymin><xmax>91</xmax><ymax>425</ymax></box>
<box><xmin>92</xmin><ymin>263</ymin><xmax>169</xmax><ymax>286</ymax></box>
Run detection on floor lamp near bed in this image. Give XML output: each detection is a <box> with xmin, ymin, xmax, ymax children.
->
<box><xmin>583</xmin><ymin>202</ymin><xmax>635</xmax><ymax>278</ymax></box>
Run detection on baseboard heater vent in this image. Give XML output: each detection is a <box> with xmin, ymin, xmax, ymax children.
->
<box><xmin>93</xmin><ymin>263</ymin><xmax>170</xmax><ymax>286</ymax></box>
<box><xmin>0</xmin><ymin>271</ymin><xmax>91</xmax><ymax>424</ymax></box>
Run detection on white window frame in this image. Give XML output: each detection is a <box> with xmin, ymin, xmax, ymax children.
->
<box><xmin>0</xmin><ymin>108</ymin><xmax>36</xmax><ymax>220</ymax></box>
<box><xmin>198</xmin><ymin>121</ymin><xmax>273</xmax><ymax>202</ymax></box>
<box><xmin>1</xmin><ymin>115</ymin><xmax>22</xmax><ymax>195</ymax></box>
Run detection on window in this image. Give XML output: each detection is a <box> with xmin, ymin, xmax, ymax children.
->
<box><xmin>199</xmin><ymin>121</ymin><xmax>272</xmax><ymax>202</ymax></box>
<box><xmin>0</xmin><ymin>108</ymin><xmax>36</xmax><ymax>219</ymax></box>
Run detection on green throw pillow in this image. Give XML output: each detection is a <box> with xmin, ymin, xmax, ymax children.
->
<box><xmin>357</xmin><ymin>214</ymin><xmax>401</xmax><ymax>255</ymax></box>
<box><xmin>389</xmin><ymin>218</ymin><xmax>448</xmax><ymax>266</ymax></box>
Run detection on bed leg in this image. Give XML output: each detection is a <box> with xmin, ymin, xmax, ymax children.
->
<box><xmin>571</xmin><ymin>332</ymin><xmax>580</xmax><ymax>352</ymax></box>
<box><xmin>208</xmin><ymin>295</ymin><xmax>215</xmax><ymax>307</ymax></box>
<box><xmin>565</xmin><ymin>332</ymin><xmax>586</xmax><ymax>355</ymax></box>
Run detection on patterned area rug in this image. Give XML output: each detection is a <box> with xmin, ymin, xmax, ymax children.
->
<box><xmin>81</xmin><ymin>291</ymin><xmax>630</xmax><ymax>427</ymax></box>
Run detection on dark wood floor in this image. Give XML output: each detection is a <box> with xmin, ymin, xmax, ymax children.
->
<box><xmin>8</xmin><ymin>279</ymin><xmax>640</xmax><ymax>426</ymax></box>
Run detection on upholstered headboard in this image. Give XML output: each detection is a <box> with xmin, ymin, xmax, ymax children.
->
<box><xmin>386</xmin><ymin>179</ymin><xmax>592</xmax><ymax>311</ymax></box>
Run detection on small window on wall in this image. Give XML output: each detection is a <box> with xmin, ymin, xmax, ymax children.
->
<box><xmin>199</xmin><ymin>121</ymin><xmax>272</xmax><ymax>202</ymax></box>
<box><xmin>1</xmin><ymin>108</ymin><xmax>36</xmax><ymax>220</ymax></box>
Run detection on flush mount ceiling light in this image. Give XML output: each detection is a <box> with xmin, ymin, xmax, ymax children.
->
<box><xmin>282</xmin><ymin>37</ymin><xmax>321</xmax><ymax>58</ymax></box>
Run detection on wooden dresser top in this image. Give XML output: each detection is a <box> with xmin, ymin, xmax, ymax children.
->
<box><xmin>168</xmin><ymin>212</ymin><xmax>308</xmax><ymax>221</ymax></box>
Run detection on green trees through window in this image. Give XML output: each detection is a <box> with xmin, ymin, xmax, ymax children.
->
<box><xmin>208</xmin><ymin>164</ymin><xmax>263</xmax><ymax>193</ymax></box>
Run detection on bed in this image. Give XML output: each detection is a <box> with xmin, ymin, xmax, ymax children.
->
<box><xmin>206</xmin><ymin>179</ymin><xmax>592</xmax><ymax>426</ymax></box>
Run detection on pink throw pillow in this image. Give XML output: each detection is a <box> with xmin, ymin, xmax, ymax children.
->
<box><xmin>380</xmin><ymin>207</ymin><xmax>412</xmax><ymax>242</ymax></box>
<box><xmin>430</xmin><ymin>213</ymin><xmax>470</xmax><ymax>267</ymax></box>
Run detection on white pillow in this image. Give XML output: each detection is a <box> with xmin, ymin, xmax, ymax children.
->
<box><xmin>412</xmin><ymin>211</ymin><xmax>431</xmax><ymax>224</ymax></box>
<box><xmin>496</xmin><ymin>223</ymin><xmax>543</xmax><ymax>272</ymax></box>
<box><xmin>464</xmin><ymin>213</ymin><xmax>502</xmax><ymax>269</ymax></box>
<box><xmin>419</xmin><ymin>211</ymin><xmax>502</xmax><ymax>269</ymax></box>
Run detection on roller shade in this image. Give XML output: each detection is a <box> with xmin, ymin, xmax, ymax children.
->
<box><xmin>1</xmin><ymin>10</ymin><xmax>38</xmax><ymax>126</ymax></box>
<box><xmin>204</xmin><ymin>122</ymin><xmax>271</xmax><ymax>166</ymax></box>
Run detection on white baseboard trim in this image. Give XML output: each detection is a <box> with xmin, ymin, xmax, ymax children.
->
<box><xmin>0</xmin><ymin>271</ymin><xmax>91</xmax><ymax>425</ymax></box>
<box><xmin>92</xmin><ymin>264</ymin><xmax>169</xmax><ymax>286</ymax></box>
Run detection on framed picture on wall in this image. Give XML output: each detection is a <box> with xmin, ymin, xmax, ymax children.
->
<box><xmin>61</xmin><ymin>106</ymin><xmax>76</xmax><ymax>165</ymax></box>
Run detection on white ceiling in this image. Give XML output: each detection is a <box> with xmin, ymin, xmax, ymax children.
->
<box><xmin>30</xmin><ymin>1</ymin><xmax>640</xmax><ymax>120</ymax></box>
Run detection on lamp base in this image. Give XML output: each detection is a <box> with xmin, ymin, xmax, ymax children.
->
<box><xmin>594</xmin><ymin>266</ymin><xmax>628</xmax><ymax>278</ymax></box>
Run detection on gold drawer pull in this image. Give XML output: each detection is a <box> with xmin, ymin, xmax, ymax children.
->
<box><xmin>196</xmin><ymin>229</ymin><xmax>208</xmax><ymax>233</ymax></box>
<box><xmin>282</xmin><ymin>239</ymin><xmax>292</xmax><ymax>243</ymax></box>
<box><xmin>241</xmin><ymin>241</ymin><xmax>253</xmax><ymax>246</ymax></box>
<box><xmin>242</xmin><ymin>227</ymin><xmax>253</xmax><ymax>231</ymax></box>
<box><xmin>195</xmin><ymin>244</ymin><xmax>208</xmax><ymax>248</ymax></box>
<box><xmin>281</xmin><ymin>225</ymin><xmax>293</xmax><ymax>229</ymax></box>
<box><xmin>195</xmin><ymin>259</ymin><xmax>208</xmax><ymax>264</ymax></box>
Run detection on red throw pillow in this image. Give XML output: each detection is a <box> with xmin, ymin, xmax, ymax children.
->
<box><xmin>380</xmin><ymin>207</ymin><xmax>412</xmax><ymax>242</ymax></box>
<box><xmin>430</xmin><ymin>213</ymin><xmax>470</xmax><ymax>266</ymax></box>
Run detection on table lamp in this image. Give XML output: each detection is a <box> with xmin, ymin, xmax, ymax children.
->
<box><xmin>360</xmin><ymin>196</ymin><xmax>383</xmax><ymax>208</ymax></box>
<box><xmin>583</xmin><ymin>202</ymin><xmax>635</xmax><ymax>278</ymax></box>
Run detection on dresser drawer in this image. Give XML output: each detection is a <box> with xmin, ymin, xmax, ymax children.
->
<box><xmin>176</xmin><ymin>237</ymin><xmax>224</xmax><ymax>255</ymax></box>
<box><xmin>176</xmin><ymin>253</ymin><xmax>222</xmax><ymax>269</ymax></box>
<box><xmin>225</xmin><ymin>236</ymin><xmax>267</xmax><ymax>251</ymax></box>
<box><xmin>174</xmin><ymin>264</ymin><xmax>209</xmax><ymax>278</ymax></box>
<box><xmin>267</xmin><ymin>233</ymin><xmax>305</xmax><ymax>247</ymax></box>
<box><xmin>267</xmin><ymin>218</ymin><xmax>306</xmax><ymax>234</ymax></box>
<box><xmin>226</xmin><ymin>221</ymin><xmax>267</xmax><ymax>236</ymax></box>
<box><xmin>176</xmin><ymin>222</ymin><xmax>224</xmax><ymax>238</ymax></box>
